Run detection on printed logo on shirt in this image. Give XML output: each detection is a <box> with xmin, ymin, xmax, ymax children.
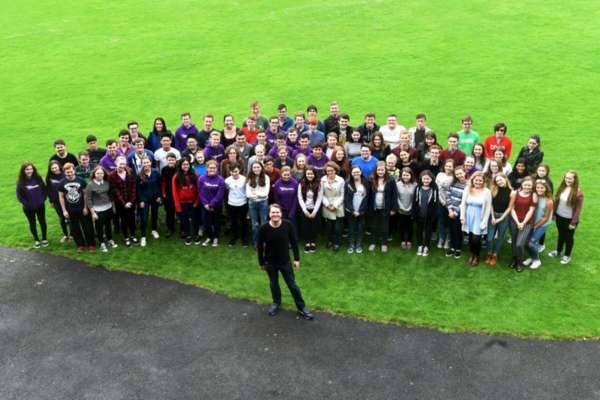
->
<box><xmin>64</xmin><ymin>182</ymin><xmax>82</xmax><ymax>204</ymax></box>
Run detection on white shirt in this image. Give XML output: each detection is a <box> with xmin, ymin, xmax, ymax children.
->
<box><xmin>380</xmin><ymin>125</ymin><xmax>407</xmax><ymax>149</ymax></box>
<box><xmin>225</xmin><ymin>175</ymin><xmax>247</xmax><ymax>206</ymax></box>
<box><xmin>154</xmin><ymin>148</ymin><xmax>181</xmax><ymax>170</ymax></box>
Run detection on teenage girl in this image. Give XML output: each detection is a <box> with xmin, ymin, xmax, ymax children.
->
<box><xmin>246</xmin><ymin>161</ymin><xmax>270</xmax><ymax>246</ymax></box>
<box><xmin>435</xmin><ymin>159</ymin><xmax>455</xmax><ymax>249</ymax></box>
<box><xmin>344</xmin><ymin>166</ymin><xmax>369</xmax><ymax>254</ymax></box>
<box><xmin>197</xmin><ymin>159</ymin><xmax>226</xmax><ymax>247</ymax></box>
<box><xmin>413</xmin><ymin>170</ymin><xmax>439</xmax><ymax>257</ymax></box>
<box><xmin>524</xmin><ymin>180</ymin><xmax>554</xmax><ymax>270</ymax></box>
<box><xmin>484</xmin><ymin>174</ymin><xmax>513</xmax><ymax>266</ymax></box>
<box><xmin>224</xmin><ymin>162</ymin><xmax>248</xmax><ymax>246</ymax></box>
<box><xmin>395</xmin><ymin>167</ymin><xmax>416</xmax><ymax>250</ymax></box>
<box><xmin>509</xmin><ymin>176</ymin><xmax>537</xmax><ymax>272</ymax></box>
<box><xmin>459</xmin><ymin>171</ymin><xmax>492</xmax><ymax>266</ymax></box>
<box><xmin>446</xmin><ymin>166</ymin><xmax>467</xmax><ymax>258</ymax></box>
<box><xmin>172</xmin><ymin>158</ymin><xmax>199</xmax><ymax>246</ymax></box>
<box><xmin>321</xmin><ymin>161</ymin><xmax>345</xmax><ymax>252</ymax></box>
<box><xmin>298</xmin><ymin>165</ymin><xmax>323</xmax><ymax>253</ymax></box>
<box><xmin>16</xmin><ymin>161</ymin><xmax>48</xmax><ymax>248</ymax></box>
<box><xmin>137</xmin><ymin>156</ymin><xmax>162</xmax><ymax>247</ymax></box>
<box><xmin>46</xmin><ymin>160</ymin><xmax>70</xmax><ymax>241</ymax></box>
<box><xmin>367</xmin><ymin>161</ymin><xmax>398</xmax><ymax>253</ymax></box>
<box><xmin>86</xmin><ymin>166</ymin><xmax>117</xmax><ymax>252</ymax></box>
<box><xmin>548</xmin><ymin>170</ymin><xmax>583</xmax><ymax>265</ymax></box>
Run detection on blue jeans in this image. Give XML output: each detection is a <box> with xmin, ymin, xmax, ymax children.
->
<box><xmin>487</xmin><ymin>212</ymin><xmax>509</xmax><ymax>255</ymax></box>
<box><xmin>437</xmin><ymin>204</ymin><xmax>449</xmax><ymax>242</ymax></box>
<box><xmin>528</xmin><ymin>224</ymin><xmax>549</xmax><ymax>260</ymax></box>
<box><xmin>248</xmin><ymin>199</ymin><xmax>268</xmax><ymax>245</ymax></box>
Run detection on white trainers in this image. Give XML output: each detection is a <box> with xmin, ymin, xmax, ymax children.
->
<box><xmin>212</xmin><ymin>238</ymin><xmax>219</xmax><ymax>247</ymax></box>
<box><xmin>381</xmin><ymin>245</ymin><xmax>388</xmax><ymax>253</ymax></box>
<box><xmin>422</xmin><ymin>246</ymin><xmax>429</xmax><ymax>256</ymax></box>
<box><xmin>100</xmin><ymin>243</ymin><xmax>108</xmax><ymax>253</ymax></box>
<box><xmin>548</xmin><ymin>250</ymin><xmax>559</xmax><ymax>257</ymax></box>
<box><xmin>538</xmin><ymin>244</ymin><xmax>545</xmax><ymax>253</ymax></box>
<box><xmin>437</xmin><ymin>239</ymin><xmax>444</xmax><ymax>249</ymax></box>
<box><xmin>444</xmin><ymin>239</ymin><xmax>450</xmax><ymax>249</ymax></box>
<box><xmin>417</xmin><ymin>246</ymin><xmax>423</xmax><ymax>256</ymax></box>
<box><xmin>108</xmin><ymin>239</ymin><xmax>118</xmax><ymax>248</ymax></box>
<box><xmin>198</xmin><ymin>227</ymin><xmax>204</xmax><ymax>237</ymax></box>
<box><xmin>530</xmin><ymin>259</ymin><xmax>542</xmax><ymax>269</ymax></box>
<box><xmin>202</xmin><ymin>238</ymin><xmax>212</xmax><ymax>247</ymax></box>
<box><xmin>368</xmin><ymin>244</ymin><xmax>376</xmax><ymax>252</ymax></box>
<box><xmin>60</xmin><ymin>235</ymin><xmax>68</xmax><ymax>243</ymax></box>
<box><xmin>523</xmin><ymin>258</ymin><xmax>533</xmax><ymax>266</ymax></box>
<box><xmin>140</xmin><ymin>237</ymin><xmax>147</xmax><ymax>247</ymax></box>
<box><xmin>560</xmin><ymin>256</ymin><xmax>571</xmax><ymax>265</ymax></box>
<box><xmin>151</xmin><ymin>230</ymin><xmax>160</xmax><ymax>239</ymax></box>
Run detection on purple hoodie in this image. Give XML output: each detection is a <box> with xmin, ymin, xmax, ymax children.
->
<box><xmin>99</xmin><ymin>154</ymin><xmax>118</xmax><ymax>172</ymax></box>
<box><xmin>265</xmin><ymin>128</ymin><xmax>284</xmax><ymax>146</ymax></box>
<box><xmin>273</xmin><ymin>177</ymin><xmax>298</xmax><ymax>218</ymax></box>
<box><xmin>197</xmin><ymin>174</ymin><xmax>225</xmax><ymax>209</ymax></box>
<box><xmin>203</xmin><ymin>144</ymin><xmax>225</xmax><ymax>164</ymax></box>
<box><xmin>307</xmin><ymin>154</ymin><xmax>329</xmax><ymax>177</ymax></box>
<box><xmin>16</xmin><ymin>177</ymin><xmax>46</xmax><ymax>210</ymax></box>
<box><xmin>268</xmin><ymin>144</ymin><xmax>295</xmax><ymax>159</ymax></box>
<box><xmin>175</xmin><ymin>124</ymin><xmax>199</xmax><ymax>152</ymax></box>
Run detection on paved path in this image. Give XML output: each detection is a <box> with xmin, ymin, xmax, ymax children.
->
<box><xmin>1</xmin><ymin>247</ymin><xmax>599</xmax><ymax>400</ymax></box>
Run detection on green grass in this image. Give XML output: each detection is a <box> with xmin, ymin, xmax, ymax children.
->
<box><xmin>1</xmin><ymin>0</ymin><xmax>599</xmax><ymax>339</ymax></box>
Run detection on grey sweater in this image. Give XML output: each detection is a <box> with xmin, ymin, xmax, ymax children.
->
<box><xmin>86</xmin><ymin>180</ymin><xmax>112</xmax><ymax>212</ymax></box>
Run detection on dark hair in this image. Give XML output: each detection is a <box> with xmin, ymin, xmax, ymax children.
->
<box><xmin>306</xmin><ymin>104</ymin><xmax>318</xmax><ymax>113</ymax></box>
<box><xmin>339</xmin><ymin>113</ymin><xmax>350</xmax><ymax>121</ymax></box>
<box><xmin>415</xmin><ymin>113</ymin><xmax>427</xmax><ymax>120</ymax></box>
<box><xmin>106</xmin><ymin>139</ymin><xmax>117</xmax><ymax>146</ymax></box>
<box><xmin>419</xmin><ymin>169</ymin><xmax>435</xmax><ymax>183</ymax></box>
<box><xmin>17</xmin><ymin>161</ymin><xmax>43</xmax><ymax>187</ymax></box>
<box><xmin>370</xmin><ymin>161</ymin><xmax>389</xmax><ymax>191</ymax></box>
<box><xmin>247</xmin><ymin>161</ymin><xmax>266</xmax><ymax>188</ymax></box>
<box><xmin>118</xmin><ymin>129</ymin><xmax>130</xmax><ymax>138</ymax></box>
<box><xmin>277</xmin><ymin>104</ymin><xmax>287</xmax><ymax>111</ymax></box>
<box><xmin>364</xmin><ymin>112</ymin><xmax>376</xmax><ymax>119</ymax></box>
<box><xmin>181</xmin><ymin>112</ymin><xmax>191</xmax><ymax>118</ymax></box>
<box><xmin>400</xmin><ymin>167</ymin><xmax>415</xmax><ymax>183</ymax></box>
<box><xmin>447</xmin><ymin>132</ymin><xmax>459</xmax><ymax>140</ymax></box>
<box><xmin>153</xmin><ymin>117</ymin><xmax>167</xmax><ymax>132</ymax></box>
<box><xmin>127</xmin><ymin>120</ymin><xmax>138</xmax><ymax>128</ymax></box>
<box><xmin>494</xmin><ymin>122</ymin><xmax>507</xmax><ymax>134</ymax></box>
<box><xmin>530</xmin><ymin>134</ymin><xmax>541</xmax><ymax>145</ymax></box>
<box><xmin>53</xmin><ymin>139</ymin><xmax>65</xmax><ymax>147</ymax></box>
<box><xmin>175</xmin><ymin>158</ymin><xmax>197</xmax><ymax>187</ymax></box>
<box><xmin>86</xmin><ymin>135</ymin><xmax>97</xmax><ymax>143</ymax></box>
<box><xmin>223</xmin><ymin>113</ymin><xmax>234</xmax><ymax>122</ymax></box>
<box><xmin>300</xmin><ymin>165</ymin><xmax>320</xmax><ymax>197</ymax></box>
<box><xmin>45</xmin><ymin>160</ymin><xmax>63</xmax><ymax>187</ymax></box>
<box><xmin>300</xmin><ymin>133</ymin><xmax>310</xmax><ymax>141</ymax></box>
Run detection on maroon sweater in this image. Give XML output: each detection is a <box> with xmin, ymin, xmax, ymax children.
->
<box><xmin>109</xmin><ymin>169</ymin><xmax>137</xmax><ymax>206</ymax></box>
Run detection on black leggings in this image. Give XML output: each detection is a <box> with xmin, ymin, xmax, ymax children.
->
<box><xmin>94</xmin><ymin>209</ymin><xmax>113</xmax><ymax>243</ymax></box>
<box><xmin>23</xmin><ymin>206</ymin><xmax>47</xmax><ymax>241</ymax></box>
<box><xmin>397</xmin><ymin>213</ymin><xmax>413</xmax><ymax>243</ymax></box>
<box><xmin>468</xmin><ymin>233</ymin><xmax>482</xmax><ymax>257</ymax></box>
<box><xmin>301</xmin><ymin>211</ymin><xmax>320</xmax><ymax>243</ymax></box>
<box><xmin>116</xmin><ymin>203</ymin><xmax>136</xmax><ymax>238</ymax></box>
<box><xmin>51</xmin><ymin>202</ymin><xmax>69</xmax><ymax>236</ymax></box>
<box><xmin>69</xmin><ymin>211</ymin><xmax>95</xmax><ymax>247</ymax></box>
<box><xmin>370</xmin><ymin>209</ymin><xmax>388</xmax><ymax>245</ymax></box>
<box><xmin>415</xmin><ymin>217</ymin><xmax>434</xmax><ymax>247</ymax></box>
<box><xmin>227</xmin><ymin>203</ymin><xmax>248</xmax><ymax>241</ymax></box>
<box><xmin>325</xmin><ymin>218</ymin><xmax>342</xmax><ymax>246</ymax></box>
<box><xmin>449</xmin><ymin>217</ymin><xmax>463</xmax><ymax>251</ymax></box>
<box><xmin>556</xmin><ymin>215</ymin><xmax>576</xmax><ymax>256</ymax></box>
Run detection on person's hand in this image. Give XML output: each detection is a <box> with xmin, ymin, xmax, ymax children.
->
<box><xmin>518</xmin><ymin>222</ymin><xmax>524</xmax><ymax>231</ymax></box>
<box><xmin>309</xmin><ymin>212</ymin><xmax>317</xmax><ymax>219</ymax></box>
<box><xmin>293</xmin><ymin>261</ymin><xmax>300</xmax><ymax>269</ymax></box>
<box><xmin>83</xmin><ymin>208</ymin><xmax>88</xmax><ymax>216</ymax></box>
<box><xmin>63</xmin><ymin>210</ymin><xmax>69</xmax><ymax>219</ymax></box>
<box><xmin>205</xmin><ymin>204</ymin><xmax>210</xmax><ymax>210</ymax></box>
<box><xmin>353</xmin><ymin>211</ymin><xmax>359</xmax><ymax>217</ymax></box>
<box><xmin>569</xmin><ymin>224</ymin><xmax>576</xmax><ymax>230</ymax></box>
<box><xmin>91</xmin><ymin>211</ymin><xmax>98</xmax><ymax>221</ymax></box>
<box><xmin>50</xmin><ymin>203</ymin><xmax>55</xmax><ymax>209</ymax></box>
<box><xmin>460</xmin><ymin>218</ymin><xmax>465</xmax><ymax>225</ymax></box>
<box><xmin>390</xmin><ymin>211</ymin><xmax>396</xmax><ymax>216</ymax></box>
<box><xmin>492</xmin><ymin>217</ymin><xmax>497</xmax><ymax>225</ymax></box>
<box><xmin>480</xmin><ymin>222</ymin><xmax>487</xmax><ymax>231</ymax></box>
<box><xmin>448</xmin><ymin>211</ymin><xmax>455</xmax><ymax>219</ymax></box>
<box><xmin>156</xmin><ymin>197</ymin><xmax>162</xmax><ymax>204</ymax></box>
<box><xmin>125</xmin><ymin>202</ymin><xmax>132</xmax><ymax>209</ymax></box>
<box><xmin>139</xmin><ymin>201</ymin><xmax>145</xmax><ymax>209</ymax></box>
<box><xmin>112</xmin><ymin>206</ymin><xmax>116</xmax><ymax>214</ymax></box>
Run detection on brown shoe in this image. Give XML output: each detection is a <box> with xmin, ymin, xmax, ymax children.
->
<box><xmin>489</xmin><ymin>255</ymin><xmax>497</xmax><ymax>266</ymax></box>
<box><xmin>471</xmin><ymin>256</ymin><xmax>479</xmax><ymax>266</ymax></box>
<box><xmin>467</xmin><ymin>255</ymin><xmax>474</xmax><ymax>265</ymax></box>
<box><xmin>484</xmin><ymin>254</ymin><xmax>492</xmax><ymax>264</ymax></box>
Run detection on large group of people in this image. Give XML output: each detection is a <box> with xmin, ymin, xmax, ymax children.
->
<box><xmin>17</xmin><ymin>101</ymin><xmax>584</xmax><ymax>277</ymax></box>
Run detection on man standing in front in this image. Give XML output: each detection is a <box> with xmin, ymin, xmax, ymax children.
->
<box><xmin>457</xmin><ymin>115</ymin><xmax>480</xmax><ymax>155</ymax></box>
<box><xmin>257</xmin><ymin>204</ymin><xmax>314</xmax><ymax>320</ymax></box>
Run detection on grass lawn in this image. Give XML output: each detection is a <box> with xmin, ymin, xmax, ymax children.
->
<box><xmin>1</xmin><ymin>0</ymin><xmax>599</xmax><ymax>339</ymax></box>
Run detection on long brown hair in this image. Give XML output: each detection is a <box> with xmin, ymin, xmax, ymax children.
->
<box><xmin>17</xmin><ymin>161</ymin><xmax>43</xmax><ymax>187</ymax></box>
<box><xmin>555</xmin><ymin>170</ymin><xmax>580</xmax><ymax>208</ymax></box>
<box><xmin>137</xmin><ymin>156</ymin><xmax>154</xmax><ymax>184</ymax></box>
<box><xmin>300</xmin><ymin>165</ymin><xmax>320</xmax><ymax>195</ymax></box>
<box><xmin>247</xmin><ymin>161</ymin><xmax>266</xmax><ymax>188</ymax></box>
<box><xmin>370</xmin><ymin>161</ymin><xmax>389</xmax><ymax>191</ymax></box>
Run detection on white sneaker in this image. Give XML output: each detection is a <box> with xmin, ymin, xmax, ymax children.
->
<box><xmin>212</xmin><ymin>238</ymin><xmax>219</xmax><ymax>247</ymax></box>
<box><xmin>140</xmin><ymin>237</ymin><xmax>147</xmax><ymax>247</ymax></box>
<box><xmin>417</xmin><ymin>246</ymin><xmax>423</xmax><ymax>256</ymax></box>
<box><xmin>151</xmin><ymin>230</ymin><xmax>160</xmax><ymax>239</ymax></box>
<box><xmin>422</xmin><ymin>246</ymin><xmax>429</xmax><ymax>256</ymax></box>
<box><xmin>522</xmin><ymin>258</ymin><xmax>533</xmax><ymax>266</ymax></box>
<box><xmin>202</xmin><ymin>238</ymin><xmax>211</xmax><ymax>247</ymax></box>
<box><xmin>381</xmin><ymin>245</ymin><xmax>388</xmax><ymax>253</ymax></box>
<box><xmin>437</xmin><ymin>239</ymin><xmax>444</xmax><ymax>249</ymax></box>
<box><xmin>198</xmin><ymin>227</ymin><xmax>204</xmax><ymax>237</ymax></box>
<box><xmin>538</xmin><ymin>244</ymin><xmax>545</xmax><ymax>253</ymax></box>
<box><xmin>530</xmin><ymin>259</ymin><xmax>542</xmax><ymax>269</ymax></box>
<box><xmin>548</xmin><ymin>250</ymin><xmax>559</xmax><ymax>258</ymax></box>
<box><xmin>108</xmin><ymin>239</ymin><xmax>118</xmax><ymax>248</ymax></box>
<box><xmin>100</xmin><ymin>243</ymin><xmax>108</xmax><ymax>253</ymax></box>
<box><xmin>560</xmin><ymin>256</ymin><xmax>571</xmax><ymax>265</ymax></box>
<box><xmin>368</xmin><ymin>244</ymin><xmax>376</xmax><ymax>252</ymax></box>
<box><xmin>60</xmin><ymin>235</ymin><xmax>68</xmax><ymax>243</ymax></box>
<box><xmin>444</xmin><ymin>239</ymin><xmax>450</xmax><ymax>249</ymax></box>
<box><xmin>507</xmin><ymin>236</ymin><xmax>512</xmax><ymax>244</ymax></box>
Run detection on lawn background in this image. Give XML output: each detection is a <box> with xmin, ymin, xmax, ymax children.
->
<box><xmin>1</xmin><ymin>0</ymin><xmax>599</xmax><ymax>338</ymax></box>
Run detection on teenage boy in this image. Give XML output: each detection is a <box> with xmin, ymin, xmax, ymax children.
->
<box><xmin>99</xmin><ymin>140</ymin><xmax>119</xmax><ymax>172</ymax></box>
<box><xmin>379</xmin><ymin>114</ymin><xmax>406</xmax><ymax>150</ymax></box>
<box><xmin>196</xmin><ymin>114</ymin><xmax>217</xmax><ymax>149</ymax></box>
<box><xmin>181</xmin><ymin>136</ymin><xmax>200</xmax><ymax>163</ymax></box>
<box><xmin>358</xmin><ymin>112</ymin><xmax>379</xmax><ymax>143</ymax></box>
<box><xmin>306</xmin><ymin>119</ymin><xmax>325</xmax><ymax>147</ymax></box>
<box><xmin>234</xmin><ymin>131</ymin><xmax>253</xmax><ymax>171</ymax></box>
<box><xmin>50</xmin><ymin>139</ymin><xmax>78</xmax><ymax>167</ymax></box>
<box><xmin>307</xmin><ymin>143</ymin><xmax>329</xmax><ymax>178</ymax></box>
<box><xmin>175</xmin><ymin>112</ymin><xmax>199</xmax><ymax>152</ymax></box>
<box><xmin>419</xmin><ymin>145</ymin><xmax>442</xmax><ymax>176</ymax></box>
<box><xmin>58</xmin><ymin>163</ymin><xmax>94</xmax><ymax>252</ymax></box>
<box><xmin>203</xmin><ymin>132</ymin><xmax>225</xmax><ymax>164</ymax></box>
<box><xmin>257</xmin><ymin>204</ymin><xmax>314</xmax><ymax>320</ymax></box>
<box><xmin>127</xmin><ymin>120</ymin><xmax>146</xmax><ymax>143</ymax></box>
<box><xmin>243</xmin><ymin>100</ymin><xmax>269</xmax><ymax>131</ymax></box>
<box><xmin>323</xmin><ymin>101</ymin><xmax>340</xmax><ymax>134</ymax></box>
<box><xmin>337</xmin><ymin>113</ymin><xmax>352</xmax><ymax>144</ymax></box>
<box><xmin>457</xmin><ymin>115</ymin><xmax>480</xmax><ymax>155</ymax></box>
<box><xmin>440</xmin><ymin>133</ymin><xmax>466</xmax><ymax>166</ymax></box>
<box><xmin>408</xmin><ymin>113</ymin><xmax>433</xmax><ymax>148</ymax></box>
<box><xmin>161</xmin><ymin>154</ymin><xmax>178</xmax><ymax>237</ymax></box>
<box><xmin>293</xmin><ymin>112</ymin><xmax>309</xmax><ymax>134</ymax></box>
<box><xmin>86</xmin><ymin>135</ymin><xmax>105</xmax><ymax>168</ymax></box>
<box><xmin>295</xmin><ymin>134</ymin><xmax>312</xmax><ymax>158</ymax></box>
<box><xmin>306</xmin><ymin>104</ymin><xmax>325</xmax><ymax>132</ymax></box>
<box><xmin>75</xmin><ymin>151</ymin><xmax>92</xmax><ymax>181</ymax></box>
<box><xmin>351</xmin><ymin>144</ymin><xmax>378</xmax><ymax>178</ymax></box>
<box><xmin>277</xmin><ymin>104</ymin><xmax>294</xmax><ymax>131</ymax></box>
<box><xmin>242</xmin><ymin>115</ymin><xmax>260</xmax><ymax>144</ymax></box>
<box><xmin>127</xmin><ymin>138</ymin><xmax>155</xmax><ymax>175</ymax></box>
<box><xmin>483</xmin><ymin>122</ymin><xmax>512</xmax><ymax>160</ymax></box>
<box><xmin>265</xmin><ymin>116</ymin><xmax>284</xmax><ymax>145</ymax></box>
<box><xmin>154</xmin><ymin>135</ymin><xmax>181</xmax><ymax>171</ymax></box>
<box><xmin>116</xmin><ymin>129</ymin><xmax>134</xmax><ymax>157</ymax></box>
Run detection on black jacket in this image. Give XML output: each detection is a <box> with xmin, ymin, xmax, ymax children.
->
<box><xmin>344</xmin><ymin>178</ymin><xmax>370</xmax><ymax>215</ymax></box>
<box><xmin>412</xmin><ymin>185</ymin><xmax>439</xmax><ymax>222</ymax></box>
<box><xmin>368</xmin><ymin>176</ymin><xmax>399</xmax><ymax>214</ymax></box>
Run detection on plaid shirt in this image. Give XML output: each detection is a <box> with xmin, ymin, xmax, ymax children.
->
<box><xmin>108</xmin><ymin>169</ymin><xmax>136</xmax><ymax>205</ymax></box>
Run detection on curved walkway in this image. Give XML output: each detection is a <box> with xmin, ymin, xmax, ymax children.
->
<box><xmin>1</xmin><ymin>247</ymin><xmax>598</xmax><ymax>400</ymax></box>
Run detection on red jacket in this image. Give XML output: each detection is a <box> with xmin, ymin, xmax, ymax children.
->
<box><xmin>172</xmin><ymin>173</ymin><xmax>198</xmax><ymax>213</ymax></box>
<box><xmin>108</xmin><ymin>169</ymin><xmax>136</xmax><ymax>206</ymax></box>
<box><xmin>440</xmin><ymin>148</ymin><xmax>466</xmax><ymax>166</ymax></box>
<box><xmin>484</xmin><ymin>135</ymin><xmax>513</xmax><ymax>160</ymax></box>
